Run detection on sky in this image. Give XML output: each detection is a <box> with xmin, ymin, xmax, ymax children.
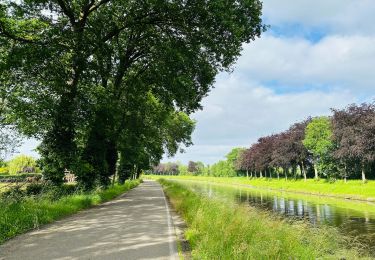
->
<box><xmin>17</xmin><ymin>0</ymin><xmax>375</xmax><ymax>164</ymax></box>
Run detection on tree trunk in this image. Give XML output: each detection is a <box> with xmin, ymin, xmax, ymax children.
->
<box><xmin>250</xmin><ymin>171</ymin><xmax>253</xmax><ymax>178</ymax></box>
<box><xmin>112</xmin><ymin>171</ymin><xmax>116</xmax><ymax>186</ymax></box>
<box><xmin>284</xmin><ymin>168</ymin><xmax>288</xmax><ymax>181</ymax></box>
<box><xmin>313</xmin><ymin>161</ymin><xmax>319</xmax><ymax>179</ymax></box>
<box><xmin>260</xmin><ymin>170</ymin><xmax>263</xmax><ymax>178</ymax></box>
<box><xmin>301</xmin><ymin>162</ymin><xmax>307</xmax><ymax>182</ymax></box>
<box><xmin>362</xmin><ymin>162</ymin><xmax>366</xmax><ymax>183</ymax></box>
<box><xmin>246</xmin><ymin>170</ymin><xmax>249</xmax><ymax>178</ymax></box>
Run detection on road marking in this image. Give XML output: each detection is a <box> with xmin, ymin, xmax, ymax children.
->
<box><xmin>161</xmin><ymin>187</ymin><xmax>178</xmax><ymax>260</ymax></box>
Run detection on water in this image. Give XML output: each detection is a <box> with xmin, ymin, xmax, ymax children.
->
<box><xmin>172</xmin><ymin>180</ymin><xmax>375</xmax><ymax>248</ymax></box>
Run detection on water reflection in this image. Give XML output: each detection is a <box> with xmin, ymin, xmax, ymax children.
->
<box><xmin>176</xmin><ymin>180</ymin><xmax>375</xmax><ymax>249</ymax></box>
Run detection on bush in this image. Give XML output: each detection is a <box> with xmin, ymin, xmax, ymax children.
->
<box><xmin>0</xmin><ymin>167</ymin><xmax>9</xmax><ymax>175</ymax></box>
<box><xmin>25</xmin><ymin>183</ymin><xmax>45</xmax><ymax>196</ymax></box>
<box><xmin>1</xmin><ymin>186</ymin><xmax>26</xmax><ymax>202</ymax></box>
<box><xmin>0</xmin><ymin>173</ymin><xmax>42</xmax><ymax>183</ymax></box>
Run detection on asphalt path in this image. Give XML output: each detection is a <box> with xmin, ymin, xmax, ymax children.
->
<box><xmin>0</xmin><ymin>180</ymin><xmax>178</xmax><ymax>260</ymax></box>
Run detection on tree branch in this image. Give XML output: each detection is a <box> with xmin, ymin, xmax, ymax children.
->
<box><xmin>56</xmin><ymin>0</ymin><xmax>77</xmax><ymax>26</ymax></box>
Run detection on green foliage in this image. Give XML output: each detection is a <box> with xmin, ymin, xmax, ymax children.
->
<box><xmin>159</xmin><ymin>179</ymin><xmax>364</xmax><ymax>259</ymax></box>
<box><xmin>303</xmin><ymin>117</ymin><xmax>334</xmax><ymax>177</ymax></box>
<box><xmin>1</xmin><ymin>0</ymin><xmax>265</xmax><ymax>187</ymax></box>
<box><xmin>0</xmin><ymin>167</ymin><xmax>8</xmax><ymax>175</ymax></box>
<box><xmin>211</xmin><ymin>160</ymin><xmax>236</xmax><ymax>177</ymax></box>
<box><xmin>225</xmin><ymin>147</ymin><xmax>245</xmax><ymax>166</ymax></box>
<box><xmin>0</xmin><ymin>173</ymin><xmax>42</xmax><ymax>183</ymax></box>
<box><xmin>209</xmin><ymin>148</ymin><xmax>245</xmax><ymax>177</ymax></box>
<box><xmin>303</xmin><ymin>116</ymin><xmax>333</xmax><ymax>159</ymax></box>
<box><xmin>7</xmin><ymin>155</ymin><xmax>37</xmax><ymax>175</ymax></box>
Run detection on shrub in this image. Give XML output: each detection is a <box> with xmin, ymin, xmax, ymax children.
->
<box><xmin>1</xmin><ymin>186</ymin><xmax>26</xmax><ymax>202</ymax></box>
<box><xmin>25</xmin><ymin>183</ymin><xmax>45</xmax><ymax>196</ymax></box>
<box><xmin>8</xmin><ymin>155</ymin><xmax>37</xmax><ymax>175</ymax></box>
<box><xmin>0</xmin><ymin>173</ymin><xmax>42</xmax><ymax>183</ymax></box>
<box><xmin>0</xmin><ymin>167</ymin><xmax>9</xmax><ymax>175</ymax></box>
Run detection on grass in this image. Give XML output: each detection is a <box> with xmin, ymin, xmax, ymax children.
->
<box><xmin>0</xmin><ymin>179</ymin><xmax>140</xmax><ymax>244</ymax></box>
<box><xmin>147</xmin><ymin>175</ymin><xmax>375</xmax><ymax>201</ymax></box>
<box><xmin>0</xmin><ymin>183</ymin><xmax>18</xmax><ymax>193</ymax></box>
<box><xmin>159</xmin><ymin>179</ymin><xmax>370</xmax><ymax>259</ymax></box>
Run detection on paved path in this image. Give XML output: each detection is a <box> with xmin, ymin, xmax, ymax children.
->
<box><xmin>0</xmin><ymin>180</ymin><xmax>178</xmax><ymax>260</ymax></box>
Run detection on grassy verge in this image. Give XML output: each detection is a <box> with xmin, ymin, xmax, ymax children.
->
<box><xmin>0</xmin><ymin>183</ymin><xmax>16</xmax><ymax>193</ymax></box>
<box><xmin>0</xmin><ymin>179</ymin><xmax>140</xmax><ymax>244</ymax></box>
<box><xmin>159</xmin><ymin>179</ymin><xmax>369</xmax><ymax>259</ymax></box>
<box><xmin>147</xmin><ymin>175</ymin><xmax>375</xmax><ymax>201</ymax></box>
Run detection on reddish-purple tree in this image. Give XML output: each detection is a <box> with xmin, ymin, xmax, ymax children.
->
<box><xmin>332</xmin><ymin>103</ymin><xmax>375</xmax><ymax>182</ymax></box>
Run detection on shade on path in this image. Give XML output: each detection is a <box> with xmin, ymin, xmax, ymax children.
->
<box><xmin>0</xmin><ymin>180</ymin><xmax>178</xmax><ymax>260</ymax></box>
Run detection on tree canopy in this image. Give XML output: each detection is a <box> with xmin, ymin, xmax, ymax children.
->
<box><xmin>1</xmin><ymin>0</ymin><xmax>266</xmax><ymax>187</ymax></box>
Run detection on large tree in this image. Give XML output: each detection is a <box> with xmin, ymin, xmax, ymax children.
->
<box><xmin>303</xmin><ymin>116</ymin><xmax>333</xmax><ymax>179</ymax></box>
<box><xmin>332</xmin><ymin>103</ymin><xmax>375</xmax><ymax>183</ymax></box>
<box><xmin>1</xmin><ymin>0</ymin><xmax>266</xmax><ymax>185</ymax></box>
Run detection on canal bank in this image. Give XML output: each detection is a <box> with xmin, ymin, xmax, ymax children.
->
<box><xmin>148</xmin><ymin>175</ymin><xmax>375</xmax><ymax>202</ymax></box>
<box><xmin>159</xmin><ymin>179</ymin><xmax>370</xmax><ymax>259</ymax></box>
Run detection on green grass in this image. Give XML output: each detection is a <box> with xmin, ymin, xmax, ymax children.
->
<box><xmin>147</xmin><ymin>175</ymin><xmax>375</xmax><ymax>201</ymax></box>
<box><xmin>0</xmin><ymin>180</ymin><xmax>140</xmax><ymax>244</ymax></box>
<box><xmin>159</xmin><ymin>179</ymin><xmax>370</xmax><ymax>259</ymax></box>
<box><xmin>0</xmin><ymin>183</ymin><xmax>19</xmax><ymax>194</ymax></box>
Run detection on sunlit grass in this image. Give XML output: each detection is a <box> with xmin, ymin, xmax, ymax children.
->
<box><xmin>147</xmin><ymin>175</ymin><xmax>375</xmax><ymax>200</ymax></box>
<box><xmin>0</xmin><ymin>180</ymin><xmax>140</xmax><ymax>244</ymax></box>
<box><xmin>159</xmin><ymin>179</ymin><xmax>369</xmax><ymax>259</ymax></box>
<box><xmin>0</xmin><ymin>183</ymin><xmax>18</xmax><ymax>193</ymax></box>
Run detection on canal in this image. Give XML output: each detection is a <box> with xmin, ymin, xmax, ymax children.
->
<box><xmin>172</xmin><ymin>179</ymin><xmax>375</xmax><ymax>249</ymax></box>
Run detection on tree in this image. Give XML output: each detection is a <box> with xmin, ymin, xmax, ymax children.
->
<box><xmin>332</xmin><ymin>103</ymin><xmax>375</xmax><ymax>183</ymax></box>
<box><xmin>8</xmin><ymin>155</ymin><xmax>37</xmax><ymax>175</ymax></box>
<box><xmin>271</xmin><ymin>133</ymin><xmax>292</xmax><ymax>180</ymax></box>
<box><xmin>237</xmin><ymin>149</ymin><xmax>252</xmax><ymax>178</ymax></box>
<box><xmin>287</xmin><ymin>120</ymin><xmax>311</xmax><ymax>181</ymax></box>
<box><xmin>303</xmin><ymin>117</ymin><xmax>333</xmax><ymax>179</ymax></box>
<box><xmin>188</xmin><ymin>161</ymin><xmax>198</xmax><ymax>174</ymax></box>
<box><xmin>1</xmin><ymin>0</ymin><xmax>266</xmax><ymax>187</ymax></box>
<box><xmin>211</xmin><ymin>160</ymin><xmax>236</xmax><ymax>177</ymax></box>
<box><xmin>227</xmin><ymin>147</ymin><xmax>246</xmax><ymax>175</ymax></box>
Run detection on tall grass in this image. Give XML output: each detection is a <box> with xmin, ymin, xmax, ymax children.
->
<box><xmin>0</xmin><ymin>180</ymin><xmax>140</xmax><ymax>244</ymax></box>
<box><xmin>160</xmin><ymin>179</ymin><xmax>368</xmax><ymax>259</ymax></box>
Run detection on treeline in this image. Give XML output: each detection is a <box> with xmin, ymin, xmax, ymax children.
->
<box><xmin>156</xmin><ymin>102</ymin><xmax>375</xmax><ymax>182</ymax></box>
<box><xmin>152</xmin><ymin>148</ymin><xmax>244</xmax><ymax>177</ymax></box>
<box><xmin>0</xmin><ymin>1</ymin><xmax>265</xmax><ymax>188</ymax></box>
<box><xmin>152</xmin><ymin>161</ymin><xmax>206</xmax><ymax>175</ymax></box>
<box><xmin>237</xmin><ymin>102</ymin><xmax>375</xmax><ymax>182</ymax></box>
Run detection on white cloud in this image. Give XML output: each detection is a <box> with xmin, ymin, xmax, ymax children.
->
<box><xmin>237</xmin><ymin>35</ymin><xmax>375</xmax><ymax>91</ymax></box>
<box><xmin>168</xmin><ymin>75</ymin><xmax>358</xmax><ymax>164</ymax></box>
<box><xmin>263</xmin><ymin>0</ymin><xmax>375</xmax><ymax>35</ymax></box>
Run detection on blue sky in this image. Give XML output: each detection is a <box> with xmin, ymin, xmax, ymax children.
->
<box><xmin>162</xmin><ymin>0</ymin><xmax>375</xmax><ymax>164</ymax></box>
<box><xmin>17</xmin><ymin>0</ymin><xmax>375</xmax><ymax>164</ymax></box>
